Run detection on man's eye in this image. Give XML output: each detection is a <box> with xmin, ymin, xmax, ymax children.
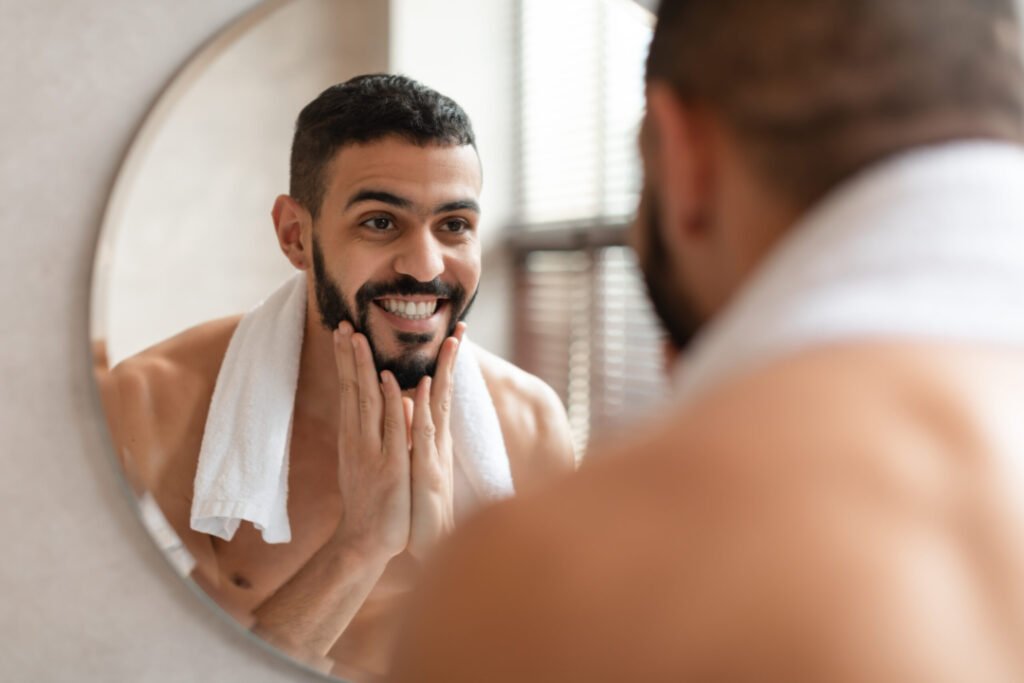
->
<box><xmin>362</xmin><ymin>216</ymin><xmax>395</xmax><ymax>231</ymax></box>
<box><xmin>442</xmin><ymin>219</ymin><xmax>470</xmax><ymax>233</ymax></box>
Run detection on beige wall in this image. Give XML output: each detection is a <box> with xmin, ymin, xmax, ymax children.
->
<box><xmin>0</xmin><ymin>1</ymin><xmax>326</xmax><ymax>680</ymax></box>
<box><xmin>96</xmin><ymin>0</ymin><xmax>391</xmax><ymax>366</ymax></box>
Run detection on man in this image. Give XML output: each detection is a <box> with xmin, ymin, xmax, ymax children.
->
<box><xmin>100</xmin><ymin>74</ymin><xmax>575</xmax><ymax>680</ymax></box>
<box><xmin>390</xmin><ymin>1</ymin><xmax>1024</xmax><ymax>681</ymax></box>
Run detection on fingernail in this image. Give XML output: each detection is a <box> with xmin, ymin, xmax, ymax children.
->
<box><xmin>381</xmin><ymin>371</ymin><xmax>390</xmax><ymax>385</ymax></box>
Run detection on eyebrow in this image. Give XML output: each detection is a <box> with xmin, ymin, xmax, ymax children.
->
<box><xmin>345</xmin><ymin>189</ymin><xmax>480</xmax><ymax>215</ymax></box>
<box><xmin>434</xmin><ymin>199</ymin><xmax>480</xmax><ymax>214</ymax></box>
<box><xmin>346</xmin><ymin>190</ymin><xmax>413</xmax><ymax>210</ymax></box>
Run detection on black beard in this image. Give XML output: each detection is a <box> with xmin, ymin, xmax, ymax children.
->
<box><xmin>636</xmin><ymin>185</ymin><xmax>703</xmax><ymax>351</ymax></box>
<box><xmin>312</xmin><ymin>235</ymin><xmax>476</xmax><ymax>390</ymax></box>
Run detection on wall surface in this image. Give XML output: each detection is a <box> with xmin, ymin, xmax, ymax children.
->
<box><xmin>0</xmin><ymin>1</ymin><xmax>329</xmax><ymax>680</ymax></box>
<box><xmin>97</xmin><ymin>0</ymin><xmax>390</xmax><ymax>366</ymax></box>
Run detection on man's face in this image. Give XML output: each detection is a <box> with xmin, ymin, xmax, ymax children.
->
<box><xmin>310</xmin><ymin>137</ymin><xmax>483</xmax><ymax>389</ymax></box>
<box><xmin>632</xmin><ymin>117</ymin><xmax>704</xmax><ymax>352</ymax></box>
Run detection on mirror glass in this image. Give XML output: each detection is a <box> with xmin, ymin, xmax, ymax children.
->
<box><xmin>90</xmin><ymin>0</ymin><xmax>659</xmax><ymax>679</ymax></box>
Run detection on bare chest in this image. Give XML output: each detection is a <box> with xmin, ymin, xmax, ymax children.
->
<box><xmin>204</xmin><ymin>415</ymin><xmax>414</xmax><ymax>614</ymax></box>
<box><xmin>210</xmin><ymin>450</ymin><xmax>338</xmax><ymax>606</ymax></box>
<box><xmin>206</xmin><ymin>418</ymin><xmax>413</xmax><ymax>675</ymax></box>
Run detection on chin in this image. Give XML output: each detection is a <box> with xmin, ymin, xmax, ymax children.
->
<box><xmin>382</xmin><ymin>337</ymin><xmax>440</xmax><ymax>361</ymax></box>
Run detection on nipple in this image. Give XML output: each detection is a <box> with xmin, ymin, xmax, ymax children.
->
<box><xmin>230</xmin><ymin>572</ymin><xmax>252</xmax><ymax>589</ymax></box>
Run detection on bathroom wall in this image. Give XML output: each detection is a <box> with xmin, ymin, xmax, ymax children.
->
<box><xmin>0</xmin><ymin>1</ymin><xmax>325</xmax><ymax>680</ymax></box>
<box><xmin>96</xmin><ymin>0</ymin><xmax>391</xmax><ymax>367</ymax></box>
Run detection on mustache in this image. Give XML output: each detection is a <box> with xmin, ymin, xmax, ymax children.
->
<box><xmin>355</xmin><ymin>275</ymin><xmax>464</xmax><ymax>307</ymax></box>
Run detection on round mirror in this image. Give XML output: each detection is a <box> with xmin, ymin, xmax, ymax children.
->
<box><xmin>90</xmin><ymin>0</ymin><xmax>658</xmax><ymax>679</ymax></box>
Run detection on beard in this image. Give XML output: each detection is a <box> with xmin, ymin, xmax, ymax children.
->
<box><xmin>312</xmin><ymin>235</ymin><xmax>476</xmax><ymax>390</ymax></box>
<box><xmin>635</xmin><ymin>184</ymin><xmax>703</xmax><ymax>351</ymax></box>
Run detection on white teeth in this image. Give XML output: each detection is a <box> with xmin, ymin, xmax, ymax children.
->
<box><xmin>379</xmin><ymin>299</ymin><xmax>439</xmax><ymax>320</ymax></box>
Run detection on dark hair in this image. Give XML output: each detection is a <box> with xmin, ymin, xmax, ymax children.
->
<box><xmin>290</xmin><ymin>74</ymin><xmax>477</xmax><ymax>219</ymax></box>
<box><xmin>647</xmin><ymin>0</ymin><xmax>1024</xmax><ymax>207</ymax></box>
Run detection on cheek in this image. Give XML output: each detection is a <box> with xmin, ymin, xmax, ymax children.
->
<box><xmin>449</xmin><ymin>250</ymin><xmax>481</xmax><ymax>294</ymax></box>
<box><xmin>344</xmin><ymin>250</ymin><xmax>390</xmax><ymax>289</ymax></box>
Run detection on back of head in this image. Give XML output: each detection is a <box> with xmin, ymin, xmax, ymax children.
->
<box><xmin>290</xmin><ymin>73</ymin><xmax>477</xmax><ymax>219</ymax></box>
<box><xmin>647</xmin><ymin>0</ymin><xmax>1024</xmax><ymax>208</ymax></box>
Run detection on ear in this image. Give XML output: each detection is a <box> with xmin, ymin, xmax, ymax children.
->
<box><xmin>644</xmin><ymin>83</ymin><xmax>715</xmax><ymax>241</ymax></box>
<box><xmin>272</xmin><ymin>194</ymin><xmax>312</xmax><ymax>270</ymax></box>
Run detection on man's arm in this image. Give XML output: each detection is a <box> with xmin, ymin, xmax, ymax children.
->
<box><xmin>98</xmin><ymin>356</ymin><xmax>227</xmax><ymax>590</ymax></box>
<box><xmin>246</xmin><ymin>323</ymin><xmax>425</xmax><ymax>667</ymax></box>
<box><xmin>97</xmin><ymin>330</ymin><xmax>405</xmax><ymax>671</ymax></box>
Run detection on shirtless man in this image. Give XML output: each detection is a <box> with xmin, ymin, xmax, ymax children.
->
<box><xmin>99</xmin><ymin>74</ymin><xmax>575</xmax><ymax>679</ymax></box>
<box><xmin>390</xmin><ymin>1</ymin><xmax>1024</xmax><ymax>681</ymax></box>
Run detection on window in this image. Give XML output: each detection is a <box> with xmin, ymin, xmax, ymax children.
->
<box><xmin>512</xmin><ymin>0</ymin><xmax>667</xmax><ymax>456</ymax></box>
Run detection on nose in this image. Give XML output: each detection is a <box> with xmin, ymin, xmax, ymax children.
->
<box><xmin>393</xmin><ymin>226</ymin><xmax>445</xmax><ymax>283</ymax></box>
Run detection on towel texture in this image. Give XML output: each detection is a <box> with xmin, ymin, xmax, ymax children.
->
<box><xmin>191</xmin><ymin>273</ymin><xmax>513</xmax><ymax>543</ymax></box>
<box><xmin>673</xmin><ymin>141</ymin><xmax>1024</xmax><ymax>403</ymax></box>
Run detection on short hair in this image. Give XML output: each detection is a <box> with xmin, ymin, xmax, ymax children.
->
<box><xmin>290</xmin><ymin>74</ymin><xmax>477</xmax><ymax>219</ymax></box>
<box><xmin>647</xmin><ymin>0</ymin><xmax>1024</xmax><ymax>207</ymax></box>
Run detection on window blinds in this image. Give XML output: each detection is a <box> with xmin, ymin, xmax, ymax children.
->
<box><xmin>514</xmin><ymin>244</ymin><xmax>669</xmax><ymax>455</ymax></box>
<box><xmin>517</xmin><ymin>0</ymin><xmax>653</xmax><ymax>226</ymax></box>
<box><xmin>513</xmin><ymin>0</ymin><xmax>662</xmax><ymax>456</ymax></box>
<box><xmin>512</xmin><ymin>1</ymin><xmax>663</xmax><ymax>458</ymax></box>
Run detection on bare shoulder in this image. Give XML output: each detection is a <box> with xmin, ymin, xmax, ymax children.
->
<box><xmin>472</xmin><ymin>344</ymin><xmax>567</xmax><ymax>425</ymax></box>
<box><xmin>393</xmin><ymin>342</ymin><xmax>1024</xmax><ymax>681</ymax></box>
<box><xmin>99</xmin><ymin>316</ymin><xmax>242</xmax><ymax>490</ymax></box>
<box><xmin>471</xmin><ymin>343</ymin><xmax>576</xmax><ymax>490</ymax></box>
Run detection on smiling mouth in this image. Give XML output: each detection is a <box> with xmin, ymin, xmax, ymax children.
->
<box><xmin>373</xmin><ymin>297</ymin><xmax>449</xmax><ymax>321</ymax></box>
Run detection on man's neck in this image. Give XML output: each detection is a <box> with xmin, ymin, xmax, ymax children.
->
<box><xmin>295</xmin><ymin>296</ymin><xmax>342</xmax><ymax>429</ymax></box>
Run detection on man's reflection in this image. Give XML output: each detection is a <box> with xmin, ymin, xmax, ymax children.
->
<box><xmin>98</xmin><ymin>74</ymin><xmax>575</xmax><ymax>680</ymax></box>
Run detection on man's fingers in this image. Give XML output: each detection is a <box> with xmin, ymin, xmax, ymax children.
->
<box><xmin>431</xmin><ymin>322</ymin><xmax>465</xmax><ymax>440</ymax></box>
<box><xmin>332</xmin><ymin>322</ymin><xmax>359</xmax><ymax>439</ymax></box>
<box><xmin>412</xmin><ymin>377</ymin><xmax>439</xmax><ymax>483</ymax></box>
<box><xmin>381</xmin><ymin>370</ymin><xmax>409</xmax><ymax>462</ymax></box>
<box><xmin>351</xmin><ymin>332</ymin><xmax>383</xmax><ymax>443</ymax></box>
<box><xmin>402</xmin><ymin>396</ymin><xmax>414</xmax><ymax>439</ymax></box>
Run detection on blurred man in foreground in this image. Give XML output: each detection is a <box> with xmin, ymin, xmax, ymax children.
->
<box><xmin>390</xmin><ymin>1</ymin><xmax>1024</xmax><ymax>680</ymax></box>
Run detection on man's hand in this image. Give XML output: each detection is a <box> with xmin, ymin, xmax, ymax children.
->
<box><xmin>407</xmin><ymin>322</ymin><xmax>466</xmax><ymax>560</ymax></box>
<box><xmin>248</xmin><ymin>320</ymin><xmax>435</xmax><ymax>661</ymax></box>
<box><xmin>332</xmin><ymin>320</ymin><xmax>466</xmax><ymax>563</ymax></box>
<box><xmin>332</xmin><ymin>320</ymin><xmax>413</xmax><ymax>562</ymax></box>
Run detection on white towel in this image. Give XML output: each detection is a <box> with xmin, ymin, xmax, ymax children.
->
<box><xmin>672</xmin><ymin>141</ymin><xmax>1024</xmax><ymax>404</ymax></box>
<box><xmin>191</xmin><ymin>273</ymin><xmax>514</xmax><ymax>544</ymax></box>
